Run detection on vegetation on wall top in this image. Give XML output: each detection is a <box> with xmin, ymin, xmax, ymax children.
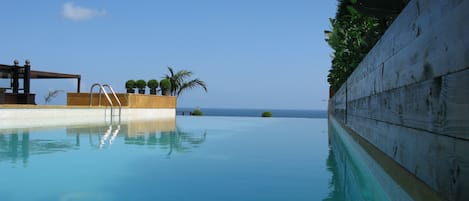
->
<box><xmin>124</xmin><ymin>67</ymin><xmax>207</xmax><ymax>97</ymax></box>
<box><xmin>325</xmin><ymin>0</ymin><xmax>408</xmax><ymax>92</ymax></box>
<box><xmin>125</xmin><ymin>80</ymin><xmax>136</xmax><ymax>89</ymax></box>
<box><xmin>147</xmin><ymin>79</ymin><xmax>159</xmax><ymax>89</ymax></box>
<box><xmin>136</xmin><ymin>79</ymin><xmax>147</xmax><ymax>89</ymax></box>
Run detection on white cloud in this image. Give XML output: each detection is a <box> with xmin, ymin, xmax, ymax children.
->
<box><xmin>62</xmin><ymin>2</ymin><xmax>105</xmax><ymax>21</ymax></box>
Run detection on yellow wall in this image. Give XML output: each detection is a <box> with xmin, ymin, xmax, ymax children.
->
<box><xmin>67</xmin><ymin>93</ymin><xmax>176</xmax><ymax>108</ymax></box>
<box><xmin>126</xmin><ymin>94</ymin><xmax>176</xmax><ymax>108</ymax></box>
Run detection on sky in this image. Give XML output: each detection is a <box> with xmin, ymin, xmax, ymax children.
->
<box><xmin>0</xmin><ymin>1</ymin><xmax>337</xmax><ymax>110</ymax></box>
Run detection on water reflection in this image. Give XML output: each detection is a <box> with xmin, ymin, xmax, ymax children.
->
<box><xmin>325</xmin><ymin>118</ymin><xmax>445</xmax><ymax>201</ymax></box>
<box><xmin>0</xmin><ymin>118</ymin><xmax>207</xmax><ymax>166</ymax></box>
<box><xmin>122</xmin><ymin>128</ymin><xmax>207</xmax><ymax>157</ymax></box>
<box><xmin>323</xmin><ymin>119</ymin><xmax>391</xmax><ymax>201</ymax></box>
<box><xmin>323</xmin><ymin>149</ymin><xmax>344</xmax><ymax>201</ymax></box>
<box><xmin>0</xmin><ymin>133</ymin><xmax>29</xmax><ymax>166</ymax></box>
<box><xmin>0</xmin><ymin>131</ymin><xmax>77</xmax><ymax>167</ymax></box>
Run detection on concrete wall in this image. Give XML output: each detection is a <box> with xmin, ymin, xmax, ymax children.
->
<box><xmin>329</xmin><ymin>1</ymin><xmax>469</xmax><ymax>201</ymax></box>
<box><xmin>0</xmin><ymin>107</ymin><xmax>175</xmax><ymax>130</ymax></box>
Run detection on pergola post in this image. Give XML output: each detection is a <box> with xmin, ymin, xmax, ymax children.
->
<box><xmin>24</xmin><ymin>60</ymin><xmax>31</xmax><ymax>95</ymax></box>
<box><xmin>12</xmin><ymin>60</ymin><xmax>19</xmax><ymax>94</ymax></box>
<box><xmin>77</xmin><ymin>76</ymin><xmax>81</xmax><ymax>93</ymax></box>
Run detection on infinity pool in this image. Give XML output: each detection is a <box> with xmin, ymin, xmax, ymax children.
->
<box><xmin>0</xmin><ymin>116</ymin><xmax>396</xmax><ymax>201</ymax></box>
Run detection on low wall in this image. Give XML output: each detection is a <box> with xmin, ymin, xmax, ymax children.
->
<box><xmin>0</xmin><ymin>106</ymin><xmax>175</xmax><ymax>130</ymax></box>
<box><xmin>329</xmin><ymin>1</ymin><xmax>469</xmax><ymax>201</ymax></box>
<box><xmin>67</xmin><ymin>93</ymin><xmax>176</xmax><ymax>108</ymax></box>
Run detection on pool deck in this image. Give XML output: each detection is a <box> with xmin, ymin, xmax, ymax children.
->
<box><xmin>0</xmin><ymin>104</ymin><xmax>175</xmax><ymax>130</ymax></box>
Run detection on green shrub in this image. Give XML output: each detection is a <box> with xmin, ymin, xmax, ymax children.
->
<box><xmin>325</xmin><ymin>1</ymin><xmax>406</xmax><ymax>92</ymax></box>
<box><xmin>160</xmin><ymin>79</ymin><xmax>172</xmax><ymax>95</ymax></box>
<box><xmin>136</xmin><ymin>79</ymin><xmax>147</xmax><ymax>89</ymax></box>
<box><xmin>125</xmin><ymin>80</ymin><xmax>136</xmax><ymax>89</ymax></box>
<box><xmin>147</xmin><ymin>79</ymin><xmax>159</xmax><ymax>89</ymax></box>
<box><xmin>192</xmin><ymin>108</ymin><xmax>203</xmax><ymax>116</ymax></box>
<box><xmin>261</xmin><ymin>111</ymin><xmax>272</xmax><ymax>117</ymax></box>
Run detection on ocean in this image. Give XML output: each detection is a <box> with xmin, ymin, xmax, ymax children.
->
<box><xmin>176</xmin><ymin>108</ymin><xmax>328</xmax><ymax>119</ymax></box>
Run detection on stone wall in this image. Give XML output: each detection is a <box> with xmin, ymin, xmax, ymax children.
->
<box><xmin>329</xmin><ymin>1</ymin><xmax>469</xmax><ymax>200</ymax></box>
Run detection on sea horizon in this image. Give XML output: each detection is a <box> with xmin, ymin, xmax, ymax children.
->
<box><xmin>177</xmin><ymin>107</ymin><xmax>328</xmax><ymax>119</ymax></box>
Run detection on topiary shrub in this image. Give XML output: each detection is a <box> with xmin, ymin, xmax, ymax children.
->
<box><xmin>147</xmin><ymin>79</ymin><xmax>159</xmax><ymax>95</ymax></box>
<box><xmin>136</xmin><ymin>79</ymin><xmax>147</xmax><ymax>94</ymax></box>
<box><xmin>261</xmin><ymin>111</ymin><xmax>272</xmax><ymax>117</ymax></box>
<box><xmin>147</xmin><ymin>79</ymin><xmax>158</xmax><ymax>89</ymax></box>
<box><xmin>125</xmin><ymin>80</ymin><xmax>136</xmax><ymax>88</ymax></box>
<box><xmin>160</xmin><ymin>79</ymin><xmax>172</xmax><ymax>96</ymax></box>
<box><xmin>125</xmin><ymin>80</ymin><xmax>136</xmax><ymax>93</ymax></box>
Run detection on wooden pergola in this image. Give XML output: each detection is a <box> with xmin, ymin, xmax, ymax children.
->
<box><xmin>0</xmin><ymin>60</ymin><xmax>81</xmax><ymax>104</ymax></box>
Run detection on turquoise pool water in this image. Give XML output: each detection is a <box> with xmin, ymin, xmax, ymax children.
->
<box><xmin>0</xmin><ymin>116</ymin><xmax>395</xmax><ymax>201</ymax></box>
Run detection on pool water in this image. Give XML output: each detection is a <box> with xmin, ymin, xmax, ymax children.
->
<box><xmin>0</xmin><ymin>116</ymin><xmax>392</xmax><ymax>201</ymax></box>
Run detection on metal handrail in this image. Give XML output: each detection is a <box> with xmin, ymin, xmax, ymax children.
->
<box><xmin>103</xmin><ymin>84</ymin><xmax>122</xmax><ymax>117</ymax></box>
<box><xmin>89</xmin><ymin>83</ymin><xmax>115</xmax><ymax>117</ymax></box>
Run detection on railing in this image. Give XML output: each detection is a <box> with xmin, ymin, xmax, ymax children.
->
<box><xmin>89</xmin><ymin>83</ymin><xmax>122</xmax><ymax>122</ymax></box>
<box><xmin>103</xmin><ymin>84</ymin><xmax>122</xmax><ymax>118</ymax></box>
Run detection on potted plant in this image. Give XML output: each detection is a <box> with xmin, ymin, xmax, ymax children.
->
<box><xmin>147</xmin><ymin>79</ymin><xmax>159</xmax><ymax>95</ymax></box>
<box><xmin>125</xmin><ymin>80</ymin><xmax>136</xmax><ymax>93</ymax></box>
<box><xmin>136</xmin><ymin>79</ymin><xmax>147</xmax><ymax>94</ymax></box>
<box><xmin>160</xmin><ymin>79</ymin><xmax>171</xmax><ymax>96</ymax></box>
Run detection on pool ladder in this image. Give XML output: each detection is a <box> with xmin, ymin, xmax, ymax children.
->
<box><xmin>89</xmin><ymin>83</ymin><xmax>122</xmax><ymax>122</ymax></box>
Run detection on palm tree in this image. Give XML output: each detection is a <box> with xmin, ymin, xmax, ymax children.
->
<box><xmin>163</xmin><ymin>66</ymin><xmax>208</xmax><ymax>97</ymax></box>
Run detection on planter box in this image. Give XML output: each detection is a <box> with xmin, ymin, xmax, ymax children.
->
<box><xmin>67</xmin><ymin>93</ymin><xmax>176</xmax><ymax>108</ymax></box>
<box><xmin>0</xmin><ymin>93</ymin><xmax>36</xmax><ymax>104</ymax></box>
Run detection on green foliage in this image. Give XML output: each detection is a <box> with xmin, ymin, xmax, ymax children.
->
<box><xmin>160</xmin><ymin>79</ymin><xmax>171</xmax><ymax>90</ymax></box>
<box><xmin>326</xmin><ymin>0</ymin><xmax>407</xmax><ymax>92</ymax></box>
<box><xmin>125</xmin><ymin>80</ymin><xmax>136</xmax><ymax>89</ymax></box>
<box><xmin>261</xmin><ymin>111</ymin><xmax>272</xmax><ymax>118</ymax></box>
<box><xmin>147</xmin><ymin>79</ymin><xmax>159</xmax><ymax>89</ymax></box>
<box><xmin>136</xmin><ymin>79</ymin><xmax>147</xmax><ymax>89</ymax></box>
<box><xmin>164</xmin><ymin>66</ymin><xmax>208</xmax><ymax>97</ymax></box>
<box><xmin>192</xmin><ymin>107</ymin><xmax>203</xmax><ymax>116</ymax></box>
<box><xmin>326</xmin><ymin>14</ymin><xmax>383</xmax><ymax>91</ymax></box>
<box><xmin>346</xmin><ymin>5</ymin><xmax>358</xmax><ymax>16</ymax></box>
<box><xmin>160</xmin><ymin>79</ymin><xmax>172</xmax><ymax>95</ymax></box>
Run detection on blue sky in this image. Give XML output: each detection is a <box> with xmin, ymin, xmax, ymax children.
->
<box><xmin>1</xmin><ymin>1</ymin><xmax>337</xmax><ymax>110</ymax></box>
